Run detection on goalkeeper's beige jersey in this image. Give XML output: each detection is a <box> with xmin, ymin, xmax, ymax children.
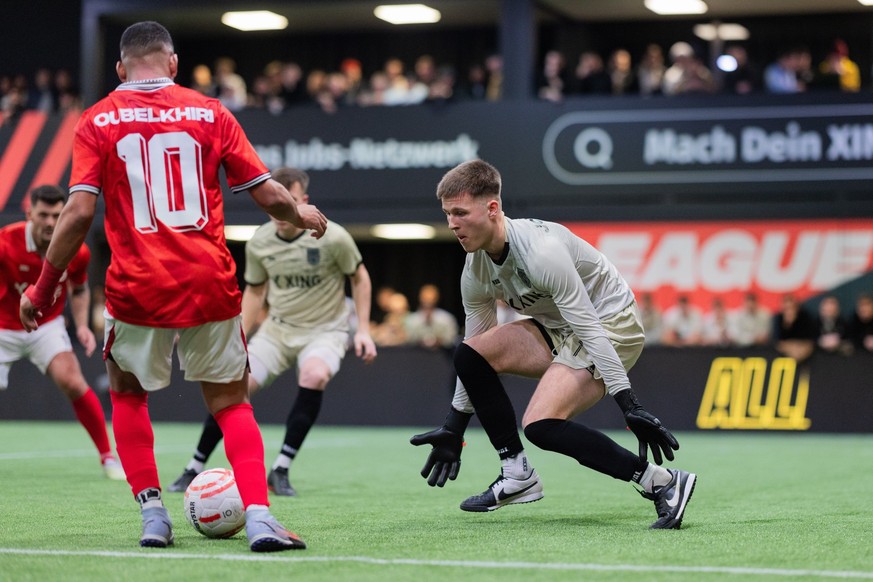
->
<box><xmin>244</xmin><ymin>220</ymin><xmax>362</xmax><ymax>329</ymax></box>
<box><xmin>460</xmin><ymin>216</ymin><xmax>636</xmax><ymax>393</ymax></box>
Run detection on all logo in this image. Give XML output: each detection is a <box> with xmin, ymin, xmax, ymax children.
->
<box><xmin>697</xmin><ymin>357</ymin><xmax>811</xmax><ymax>430</ymax></box>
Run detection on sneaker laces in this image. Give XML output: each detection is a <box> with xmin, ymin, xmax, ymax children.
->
<box><xmin>636</xmin><ymin>473</ymin><xmax>676</xmax><ymax>518</ymax></box>
<box><xmin>489</xmin><ymin>473</ymin><xmax>507</xmax><ymax>489</ymax></box>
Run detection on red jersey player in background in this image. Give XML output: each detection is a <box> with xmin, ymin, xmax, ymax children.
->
<box><xmin>20</xmin><ymin>21</ymin><xmax>327</xmax><ymax>552</ymax></box>
<box><xmin>0</xmin><ymin>185</ymin><xmax>123</xmax><ymax>480</ymax></box>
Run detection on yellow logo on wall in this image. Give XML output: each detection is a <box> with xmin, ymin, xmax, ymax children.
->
<box><xmin>697</xmin><ymin>357</ymin><xmax>811</xmax><ymax>430</ymax></box>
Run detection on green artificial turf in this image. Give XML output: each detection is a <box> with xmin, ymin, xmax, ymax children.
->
<box><xmin>0</xmin><ymin>421</ymin><xmax>870</xmax><ymax>581</ymax></box>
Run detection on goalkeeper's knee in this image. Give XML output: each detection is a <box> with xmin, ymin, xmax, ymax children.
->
<box><xmin>523</xmin><ymin>418</ymin><xmax>566</xmax><ymax>451</ymax></box>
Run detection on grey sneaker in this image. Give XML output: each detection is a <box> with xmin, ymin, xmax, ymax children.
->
<box><xmin>167</xmin><ymin>468</ymin><xmax>198</xmax><ymax>493</ymax></box>
<box><xmin>246</xmin><ymin>509</ymin><xmax>306</xmax><ymax>552</ymax></box>
<box><xmin>267</xmin><ymin>467</ymin><xmax>297</xmax><ymax>496</ymax></box>
<box><xmin>639</xmin><ymin>469</ymin><xmax>697</xmax><ymax>529</ymax></box>
<box><xmin>140</xmin><ymin>507</ymin><xmax>174</xmax><ymax>548</ymax></box>
<box><xmin>460</xmin><ymin>469</ymin><xmax>543</xmax><ymax>512</ymax></box>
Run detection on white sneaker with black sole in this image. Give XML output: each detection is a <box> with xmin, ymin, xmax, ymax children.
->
<box><xmin>460</xmin><ymin>469</ymin><xmax>544</xmax><ymax>512</ymax></box>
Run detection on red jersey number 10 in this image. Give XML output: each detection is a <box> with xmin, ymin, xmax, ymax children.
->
<box><xmin>117</xmin><ymin>131</ymin><xmax>209</xmax><ymax>233</ymax></box>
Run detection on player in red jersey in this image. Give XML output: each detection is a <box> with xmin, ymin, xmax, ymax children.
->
<box><xmin>20</xmin><ymin>21</ymin><xmax>326</xmax><ymax>552</ymax></box>
<box><xmin>0</xmin><ymin>185</ymin><xmax>123</xmax><ymax>480</ymax></box>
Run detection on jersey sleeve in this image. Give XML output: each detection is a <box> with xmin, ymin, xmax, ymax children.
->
<box><xmin>217</xmin><ymin>105</ymin><xmax>270</xmax><ymax>193</ymax></box>
<box><xmin>460</xmin><ymin>261</ymin><xmax>498</xmax><ymax>341</ymax></box>
<box><xmin>534</xmin><ymin>239</ymin><xmax>631</xmax><ymax>394</ymax></box>
<box><xmin>330</xmin><ymin>225</ymin><xmax>363</xmax><ymax>275</ymax></box>
<box><xmin>68</xmin><ymin>115</ymin><xmax>103</xmax><ymax>196</ymax></box>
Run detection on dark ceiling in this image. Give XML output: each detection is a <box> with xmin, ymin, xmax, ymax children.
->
<box><xmin>97</xmin><ymin>0</ymin><xmax>873</xmax><ymax>35</ymax></box>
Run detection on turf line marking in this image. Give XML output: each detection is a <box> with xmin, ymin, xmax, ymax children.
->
<box><xmin>1</xmin><ymin>549</ymin><xmax>871</xmax><ymax>578</ymax></box>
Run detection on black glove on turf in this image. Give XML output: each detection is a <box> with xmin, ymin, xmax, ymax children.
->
<box><xmin>409</xmin><ymin>408</ymin><xmax>473</xmax><ymax>487</ymax></box>
<box><xmin>614</xmin><ymin>389</ymin><xmax>679</xmax><ymax>465</ymax></box>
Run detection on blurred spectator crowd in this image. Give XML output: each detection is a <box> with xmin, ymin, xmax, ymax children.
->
<box><xmin>0</xmin><ymin>67</ymin><xmax>80</xmax><ymax>125</ymax></box>
<box><xmin>370</xmin><ymin>284</ymin><xmax>460</xmax><ymax>352</ymax></box>
<box><xmin>1</xmin><ymin>36</ymin><xmax>863</xmax><ymax>123</ymax></box>
<box><xmin>641</xmin><ymin>291</ymin><xmax>873</xmax><ymax>361</ymax></box>
<box><xmin>536</xmin><ymin>38</ymin><xmax>861</xmax><ymax>102</ymax></box>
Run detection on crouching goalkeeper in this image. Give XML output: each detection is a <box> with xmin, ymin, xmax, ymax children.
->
<box><xmin>410</xmin><ymin>160</ymin><xmax>696</xmax><ymax>529</ymax></box>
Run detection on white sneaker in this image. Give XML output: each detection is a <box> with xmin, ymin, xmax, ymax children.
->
<box><xmin>460</xmin><ymin>469</ymin><xmax>544</xmax><ymax>512</ymax></box>
<box><xmin>102</xmin><ymin>457</ymin><xmax>126</xmax><ymax>481</ymax></box>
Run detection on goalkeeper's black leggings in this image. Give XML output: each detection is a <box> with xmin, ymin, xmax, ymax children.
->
<box><xmin>524</xmin><ymin>418</ymin><xmax>645</xmax><ymax>481</ymax></box>
<box><xmin>453</xmin><ymin>342</ymin><xmax>524</xmax><ymax>459</ymax></box>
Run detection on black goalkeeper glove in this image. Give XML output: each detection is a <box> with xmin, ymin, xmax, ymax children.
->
<box><xmin>409</xmin><ymin>408</ymin><xmax>473</xmax><ymax>487</ymax></box>
<box><xmin>614</xmin><ymin>389</ymin><xmax>679</xmax><ymax>465</ymax></box>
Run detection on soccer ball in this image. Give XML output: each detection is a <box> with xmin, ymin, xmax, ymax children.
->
<box><xmin>183</xmin><ymin>468</ymin><xmax>246</xmax><ymax>538</ymax></box>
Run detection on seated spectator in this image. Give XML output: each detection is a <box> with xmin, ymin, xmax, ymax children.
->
<box><xmin>537</xmin><ymin>50</ymin><xmax>569</xmax><ymax>102</ymax></box>
<box><xmin>637</xmin><ymin>43</ymin><xmax>666</xmax><ymax>96</ymax></box>
<box><xmin>190</xmin><ymin>64</ymin><xmax>216</xmax><ymax>96</ymax></box>
<box><xmin>721</xmin><ymin>45</ymin><xmax>760</xmax><ymax>95</ymax></box>
<box><xmin>608</xmin><ymin>48</ymin><xmax>638</xmax><ymax>95</ymax></box>
<box><xmin>357</xmin><ymin>71</ymin><xmax>389</xmax><ymax>107</ymax></box>
<box><xmin>638</xmin><ymin>292</ymin><xmax>663</xmax><ymax>346</ymax></box>
<box><xmin>248</xmin><ymin>74</ymin><xmax>282</xmax><ymax>114</ymax></box>
<box><xmin>382</xmin><ymin>58</ymin><xmax>412</xmax><ymax>105</ymax></box>
<box><xmin>731</xmin><ymin>292</ymin><xmax>771</xmax><ymax>347</ymax></box>
<box><xmin>408</xmin><ymin>55</ymin><xmax>437</xmax><ymax>104</ymax></box>
<box><xmin>371</xmin><ymin>291</ymin><xmax>410</xmax><ymax>347</ymax></box>
<box><xmin>847</xmin><ymin>292</ymin><xmax>873</xmax><ymax>354</ymax></box>
<box><xmin>214</xmin><ymin>56</ymin><xmax>247</xmax><ymax>111</ymax></box>
<box><xmin>484</xmin><ymin>54</ymin><xmax>503</xmax><ymax>101</ymax></box>
<box><xmin>773</xmin><ymin>294</ymin><xmax>816</xmax><ymax>362</ymax></box>
<box><xmin>701</xmin><ymin>297</ymin><xmax>732</xmax><ymax>347</ymax></box>
<box><xmin>816</xmin><ymin>295</ymin><xmax>850</xmax><ymax>355</ymax></box>
<box><xmin>662</xmin><ymin>42</ymin><xmax>714</xmax><ymax>95</ymax></box>
<box><xmin>1</xmin><ymin>74</ymin><xmax>27</xmax><ymax>124</ymax></box>
<box><xmin>54</xmin><ymin>69</ymin><xmax>80</xmax><ymax>111</ymax></box>
<box><xmin>340</xmin><ymin>58</ymin><xmax>365</xmax><ymax>105</ymax></box>
<box><xmin>571</xmin><ymin>51</ymin><xmax>611</xmax><ymax>95</ymax></box>
<box><xmin>461</xmin><ymin>63</ymin><xmax>488</xmax><ymax>100</ymax></box>
<box><xmin>278</xmin><ymin>61</ymin><xmax>308</xmax><ymax>107</ymax></box>
<box><xmin>255</xmin><ymin>60</ymin><xmax>286</xmax><ymax>114</ymax></box>
<box><xmin>320</xmin><ymin>71</ymin><xmax>350</xmax><ymax>113</ymax></box>
<box><xmin>819</xmin><ymin>39</ymin><xmax>860</xmax><ymax>92</ymax></box>
<box><xmin>764</xmin><ymin>47</ymin><xmax>806</xmax><ymax>94</ymax></box>
<box><xmin>426</xmin><ymin>65</ymin><xmax>456</xmax><ymax>103</ymax></box>
<box><xmin>661</xmin><ymin>295</ymin><xmax>703</xmax><ymax>346</ymax></box>
<box><xmin>371</xmin><ymin>285</ymin><xmax>397</xmax><ymax>324</ymax></box>
<box><xmin>26</xmin><ymin>67</ymin><xmax>57</xmax><ymax>112</ymax></box>
<box><xmin>404</xmin><ymin>284</ymin><xmax>459</xmax><ymax>351</ymax></box>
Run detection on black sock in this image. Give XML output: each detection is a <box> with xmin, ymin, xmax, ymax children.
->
<box><xmin>194</xmin><ymin>414</ymin><xmax>224</xmax><ymax>463</ymax></box>
<box><xmin>524</xmin><ymin>418</ymin><xmax>646</xmax><ymax>481</ymax></box>
<box><xmin>281</xmin><ymin>387</ymin><xmax>323</xmax><ymax>458</ymax></box>
<box><xmin>454</xmin><ymin>343</ymin><xmax>523</xmax><ymax>459</ymax></box>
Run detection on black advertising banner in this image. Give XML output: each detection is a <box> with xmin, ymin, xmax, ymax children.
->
<box><xmin>3</xmin><ymin>345</ymin><xmax>872</xmax><ymax>432</ymax></box>
<box><xmin>2</xmin><ymin>93</ymin><xmax>872</xmax><ymax>225</ymax></box>
<box><xmin>235</xmin><ymin>93</ymin><xmax>873</xmax><ymax>224</ymax></box>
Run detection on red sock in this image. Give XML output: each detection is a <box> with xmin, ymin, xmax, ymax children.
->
<box><xmin>214</xmin><ymin>403</ymin><xmax>268</xmax><ymax>508</ymax></box>
<box><xmin>110</xmin><ymin>390</ymin><xmax>159</xmax><ymax>498</ymax></box>
<box><xmin>71</xmin><ymin>388</ymin><xmax>112</xmax><ymax>458</ymax></box>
